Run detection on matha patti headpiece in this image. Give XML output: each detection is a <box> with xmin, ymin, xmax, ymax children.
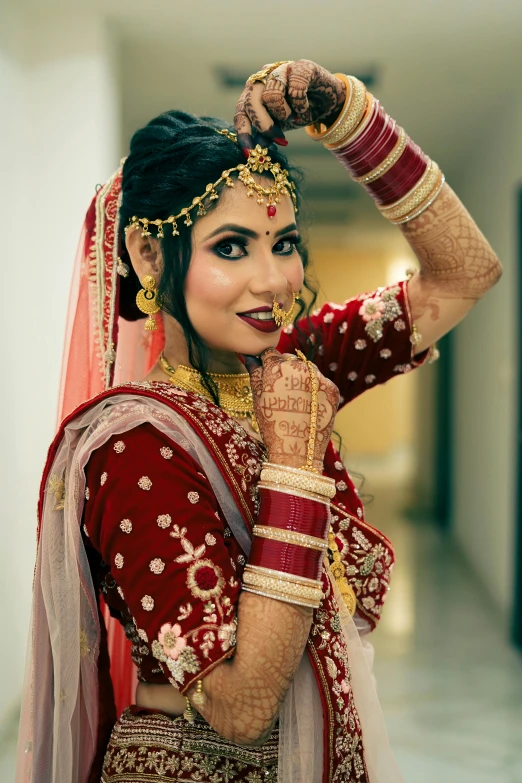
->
<box><xmin>127</xmin><ymin>130</ymin><xmax>297</xmax><ymax>239</ymax></box>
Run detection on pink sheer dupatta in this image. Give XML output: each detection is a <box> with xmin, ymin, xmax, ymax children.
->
<box><xmin>57</xmin><ymin>170</ymin><xmax>165</xmax><ymax>719</ymax></box>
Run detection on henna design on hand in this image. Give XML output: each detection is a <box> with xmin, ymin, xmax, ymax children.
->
<box><xmin>234</xmin><ymin>60</ymin><xmax>346</xmax><ymax>146</ymax></box>
<box><xmin>248</xmin><ymin>349</ymin><xmax>339</xmax><ymax>470</ymax></box>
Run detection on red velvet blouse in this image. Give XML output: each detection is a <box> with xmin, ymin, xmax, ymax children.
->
<box><xmin>83</xmin><ymin>280</ymin><xmax>429</xmax><ymax>694</ymax></box>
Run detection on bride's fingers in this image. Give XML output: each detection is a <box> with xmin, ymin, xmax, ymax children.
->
<box><xmin>262</xmin><ymin>77</ymin><xmax>292</xmax><ymax>125</ymax></box>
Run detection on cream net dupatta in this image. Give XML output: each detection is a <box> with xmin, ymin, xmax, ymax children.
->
<box><xmin>16</xmin><ymin>165</ymin><xmax>402</xmax><ymax>782</ymax></box>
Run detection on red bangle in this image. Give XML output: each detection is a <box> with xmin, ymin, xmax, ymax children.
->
<box><xmin>248</xmin><ymin>536</ymin><xmax>323</xmax><ymax>581</ymax></box>
<box><xmin>257</xmin><ymin>488</ymin><xmax>330</xmax><ymax>540</ymax></box>
<box><xmin>332</xmin><ymin>106</ymin><xmax>396</xmax><ymax>174</ymax></box>
<box><xmin>333</xmin><ymin>106</ymin><xmax>390</xmax><ymax>175</ymax></box>
<box><xmin>366</xmin><ymin>147</ymin><xmax>428</xmax><ymax>205</ymax></box>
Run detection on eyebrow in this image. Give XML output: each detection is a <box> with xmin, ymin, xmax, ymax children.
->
<box><xmin>202</xmin><ymin>222</ymin><xmax>298</xmax><ymax>242</ymax></box>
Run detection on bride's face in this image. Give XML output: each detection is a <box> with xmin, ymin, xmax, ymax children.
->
<box><xmin>185</xmin><ymin>184</ymin><xmax>305</xmax><ymax>357</ymax></box>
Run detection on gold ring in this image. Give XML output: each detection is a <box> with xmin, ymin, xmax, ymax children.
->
<box><xmin>247</xmin><ymin>61</ymin><xmax>293</xmax><ymax>86</ymax></box>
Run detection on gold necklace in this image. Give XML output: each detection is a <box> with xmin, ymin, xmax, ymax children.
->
<box><xmin>159</xmin><ymin>353</ymin><xmax>259</xmax><ymax>433</ymax></box>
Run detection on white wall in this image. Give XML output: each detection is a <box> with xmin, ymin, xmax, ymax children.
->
<box><xmin>452</xmin><ymin>90</ymin><xmax>522</xmax><ymax>616</ymax></box>
<box><xmin>0</xmin><ymin>8</ymin><xmax>120</xmax><ymax>720</ymax></box>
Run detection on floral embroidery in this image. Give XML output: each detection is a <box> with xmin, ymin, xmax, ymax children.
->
<box><xmin>205</xmin><ymin>532</ymin><xmax>217</xmax><ymax>546</ymax></box>
<box><xmin>348</xmin><ymin>371</ymin><xmax>358</xmax><ymax>381</ymax></box>
<box><xmin>362</xmin><ymin>285</ymin><xmax>402</xmax><ymax>342</ymax></box>
<box><xmin>217</xmin><ymin>621</ymin><xmax>237</xmax><ymax>651</ymax></box>
<box><xmin>141</xmin><ymin>595</ymin><xmax>154</xmax><ymax>611</ymax></box>
<box><xmin>138</xmin><ymin>628</ymin><xmax>148</xmax><ymax>642</ymax></box>
<box><xmin>157</xmin><ymin>514</ymin><xmax>171</xmax><ymax>528</ymax></box>
<box><xmin>365</xmin><ymin>374</ymin><xmax>376</xmax><ymax>384</ymax></box>
<box><xmin>357</xmin><ymin>507</ymin><xmax>363</xmax><ymax>519</ymax></box>
<box><xmin>160</xmin><ymin>446</ymin><xmax>173</xmax><ymax>459</ymax></box>
<box><xmin>138</xmin><ymin>476</ymin><xmax>152</xmax><ymax>490</ymax></box>
<box><xmin>170</xmin><ymin>525</ymin><xmax>206</xmax><ymax>563</ymax></box>
<box><xmin>394</xmin><ymin>318</ymin><xmax>406</xmax><ymax>331</ymax></box>
<box><xmin>113</xmin><ymin>440</ymin><xmax>125</xmax><ymax>453</ymax></box>
<box><xmin>114</xmin><ymin>553</ymin><xmax>124</xmax><ymax>569</ymax></box>
<box><xmin>283</xmin><ymin>323</ymin><xmax>295</xmax><ymax>334</ymax></box>
<box><xmin>336</xmin><ymin>480</ymin><xmax>348</xmax><ymax>492</ymax></box>
<box><xmin>329</xmin><ymin>362</ymin><xmax>338</xmax><ymax>371</ymax></box>
<box><xmin>158</xmin><ymin>623</ymin><xmax>186</xmax><ymax>659</ymax></box>
<box><xmin>359</xmin><ymin>295</ymin><xmax>385</xmax><ymax>322</ymax></box>
<box><xmin>152</xmin><ymin>639</ymin><xmax>201</xmax><ymax>684</ymax></box>
<box><xmin>117</xmin><ymin>586</ymin><xmax>124</xmax><ymax>600</ymax></box>
<box><xmin>149</xmin><ymin>558</ymin><xmax>165</xmax><ymax>575</ymax></box>
<box><xmin>393</xmin><ymin>363</ymin><xmax>412</xmax><ymax>373</ymax></box>
<box><xmin>83</xmin><ymin>524</ymin><xmax>89</xmax><ymax>537</ymax></box>
<box><xmin>187</xmin><ymin>560</ymin><xmax>225</xmax><ymax>601</ymax></box>
<box><xmin>380</xmin><ymin>348</ymin><xmax>392</xmax><ymax>359</ymax></box>
<box><xmin>85</xmin><ymin>487</ymin><xmax>90</xmax><ymax>500</ymax></box>
<box><xmin>323</xmin><ymin>312</ymin><xmax>334</xmax><ymax>323</ymax></box>
<box><xmin>334</xmin><ymin>461</ymin><xmax>344</xmax><ymax>471</ymax></box>
<box><xmin>187</xmin><ymin>491</ymin><xmax>200</xmax><ymax>504</ymax></box>
<box><xmin>100</xmin><ymin>472</ymin><xmax>108</xmax><ymax>486</ymax></box>
<box><xmin>177</xmin><ymin>603</ymin><xmax>192</xmax><ymax>621</ymax></box>
<box><xmin>355</xmin><ymin>339</ymin><xmax>367</xmax><ymax>350</ymax></box>
<box><xmin>119</xmin><ymin>519</ymin><xmax>132</xmax><ymax>533</ymax></box>
<box><xmin>339</xmin><ymin>321</ymin><xmax>347</xmax><ymax>334</ymax></box>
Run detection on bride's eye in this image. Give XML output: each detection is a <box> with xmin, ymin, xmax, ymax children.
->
<box><xmin>274</xmin><ymin>237</ymin><xmax>300</xmax><ymax>255</ymax></box>
<box><xmin>214</xmin><ymin>239</ymin><xmax>248</xmax><ymax>259</ymax></box>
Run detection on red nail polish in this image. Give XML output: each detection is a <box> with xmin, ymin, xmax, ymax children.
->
<box><xmin>242</xmin><ymin>147</ymin><xmax>251</xmax><ymax>159</ymax></box>
<box><xmin>274</xmin><ymin>137</ymin><xmax>288</xmax><ymax>146</ymax></box>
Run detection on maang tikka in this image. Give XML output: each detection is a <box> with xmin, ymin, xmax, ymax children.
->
<box><xmin>127</xmin><ymin>131</ymin><xmax>297</xmax><ymax>239</ymax></box>
<box><xmin>136</xmin><ymin>275</ymin><xmax>161</xmax><ymax>331</ymax></box>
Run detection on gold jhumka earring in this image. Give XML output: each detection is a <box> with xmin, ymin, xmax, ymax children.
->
<box><xmin>136</xmin><ymin>275</ymin><xmax>161</xmax><ymax>331</ymax></box>
<box><xmin>272</xmin><ymin>292</ymin><xmax>299</xmax><ymax>328</ymax></box>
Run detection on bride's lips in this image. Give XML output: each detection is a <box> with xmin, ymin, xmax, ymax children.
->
<box><xmin>237</xmin><ymin>305</ymin><xmax>281</xmax><ymax>334</ymax></box>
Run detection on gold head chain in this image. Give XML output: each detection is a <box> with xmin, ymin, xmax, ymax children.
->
<box><xmin>127</xmin><ymin>130</ymin><xmax>297</xmax><ymax>238</ymax></box>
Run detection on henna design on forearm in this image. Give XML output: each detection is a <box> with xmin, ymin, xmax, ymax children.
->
<box><xmin>197</xmin><ymin>592</ymin><xmax>313</xmax><ymax>745</ymax></box>
<box><xmin>402</xmin><ymin>184</ymin><xmax>502</xmax><ymax>323</ymax></box>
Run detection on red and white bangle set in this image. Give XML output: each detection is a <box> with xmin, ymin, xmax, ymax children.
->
<box><xmin>306</xmin><ymin>73</ymin><xmax>445</xmax><ymax>224</ymax></box>
<box><xmin>241</xmin><ymin>463</ymin><xmax>336</xmax><ymax>609</ymax></box>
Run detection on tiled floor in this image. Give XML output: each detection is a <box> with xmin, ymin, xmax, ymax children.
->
<box><xmin>2</xmin><ymin>484</ymin><xmax>521</xmax><ymax>781</ymax></box>
<box><xmin>368</xmin><ymin>485</ymin><xmax>522</xmax><ymax>782</ymax></box>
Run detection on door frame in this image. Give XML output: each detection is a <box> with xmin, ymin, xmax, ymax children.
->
<box><xmin>514</xmin><ymin>187</ymin><xmax>522</xmax><ymax>650</ymax></box>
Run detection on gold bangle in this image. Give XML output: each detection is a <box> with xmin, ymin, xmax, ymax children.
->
<box><xmin>353</xmin><ymin>127</ymin><xmax>408</xmax><ymax>184</ymax></box>
<box><xmin>305</xmin><ymin>75</ymin><xmax>367</xmax><ymax>146</ymax></box>
<box><xmin>253</xmin><ymin>524</ymin><xmax>328</xmax><ymax>552</ymax></box>
<box><xmin>379</xmin><ymin>161</ymin><xmax>441</xmax><ymax>221</ymax></box>
<box><xmin>244</xmin><ymin>564</ymin><xmax>322</xmax><ymax>588</ymax></box>
<box><xmin>260</xmin><ymin>464</ymin><xmax>336</xmax><ymax>499</ymax></box>
<box><xmin>242</xmin><ymin>571</ymin><xmax>323</xmax><ymax>602</ymax></box>
<box><xmin>391</xmin><ymin>172</ymin><xmax>446</xmax><ymax>224</ymax></box>
<box><xmin>324</xmin><ymin>92</ymin><xmax>374</xmax><ymax>151</ymax></box>
<box><xmin>242</xmin><ymin>584</ymin><xmax>321</xmax><ymax>609</ymax></box>
<box><xmin>257</xmin><ymin>480</ymin><xmax>330</xmax><ymax>505</ymax></box>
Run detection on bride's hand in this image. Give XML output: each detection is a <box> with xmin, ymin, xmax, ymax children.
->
<box><xmin>234</xmin><ymin>59</ymin><xmax>346</xmax><ymax>154</ymax></box>
<box><xmin>244</xmin><ymin>349</ymin><xmax>339</xmax><ymax>472</ymax></box>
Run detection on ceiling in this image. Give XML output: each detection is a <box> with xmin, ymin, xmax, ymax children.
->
<box><xmin>18</xmin><ymin>0</ymin><xmax>522</xmax><ymax>226</ymax></box>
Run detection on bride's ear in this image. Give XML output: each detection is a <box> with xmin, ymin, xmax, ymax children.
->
<box><xmin>125</xmin><ymin>227</ymin><xmax>162</xmax><ymax>280</ymax></box>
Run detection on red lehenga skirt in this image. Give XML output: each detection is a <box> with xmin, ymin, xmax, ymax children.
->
<box><xmin>101</xmin><ymin>707</ymin><xmax>279</xmax><ymax>782</ymax></box>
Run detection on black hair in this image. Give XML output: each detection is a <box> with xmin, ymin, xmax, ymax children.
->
<box><xmin>119</xmin><ymin>110</ymin><xmax>318</xmax><ymax>402</ymax></box>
